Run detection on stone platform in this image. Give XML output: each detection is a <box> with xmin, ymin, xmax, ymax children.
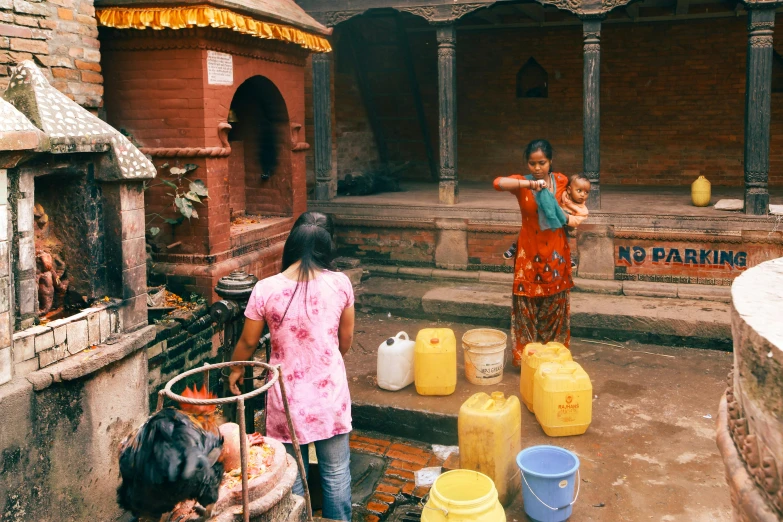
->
<box><xmin>718</xmin><ymin>257</ymin><xmax>783</xmax><ymax>520</ymax></box>
<box><xmin>343</xmin><ymin>312</ymin><xmax>734</xmax><ymax>521</ymax></box>
<box><xmin>311</xmin><ymin>182</ymin><xmax>783</xmax><ymax>286</ymax></box>
<box><xmin>356</xmin><ymin>272</ymin><xmax>733</xmax><ymax>349</ymax></box>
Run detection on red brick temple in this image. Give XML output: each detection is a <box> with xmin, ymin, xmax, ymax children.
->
<box><xmin>96</xmin><ymin>0</ymin><xmax>331</xmax><ymax>301</ymax></box>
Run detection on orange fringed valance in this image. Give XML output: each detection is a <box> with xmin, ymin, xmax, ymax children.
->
<box><xmin>96</xmin><ymin>5</ymin><xmax>332</xmax><ymax>53</ymax></box>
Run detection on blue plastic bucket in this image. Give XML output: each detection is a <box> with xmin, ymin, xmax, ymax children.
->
<box><xmin>516</xmin><ymin>445</ymin><xmax>580</xmax><ymax>522</ymax></box>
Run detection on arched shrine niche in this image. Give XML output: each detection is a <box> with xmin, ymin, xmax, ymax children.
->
<box><xmin>227</xmin><ymin>75</ymin><xmax>292</xmax><ymax>220</ymax></box>
<box><xmin>517</xmin><ymin>57</ymin><xmax>548</xmax><ymax>98</ymax></box>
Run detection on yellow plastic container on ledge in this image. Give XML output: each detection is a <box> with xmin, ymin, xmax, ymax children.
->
<box><xmin>458</xmin><ymin>391</ymin><xmax>522</xmax><ymax>506</ymax></box>
<box><xmin>414</xmin><ymin>328</ymin><xmax>456</xmax><ymax>396</ymax></box>
<box><xmin>520</xmin><ymin>342</ymin><xmax>572</xmax><ymax>413</ymax></box>
<box><xmin>533</xmin><ymin>360</ymin><xmax>593</xmax><ymax>437</ymax></box>
<box><xmin>691</xmin><ymin>175</ymin><xmax>711</xmax><ymax>207</ymax></box>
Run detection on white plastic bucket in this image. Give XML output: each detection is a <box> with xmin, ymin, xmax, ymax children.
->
<box><xmin>462</xmin><ymin>329</ymin><xmax>507</xmax><ymax>386</ymax></box>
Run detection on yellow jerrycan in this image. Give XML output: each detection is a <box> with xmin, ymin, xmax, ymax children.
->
<box><xmin>414</xmin><ymin>328</ymin><xmax>457</xmax><ymax>396</ymax></box>
<box><xmin>520</xmin><ymin>343</ymin><xmax>572</xmax><ymax>413</ymax></box>
<box><xmin>458</xmin><ymin>392</ymin><xmax>522</xmax><ymax>506</ymax></box>
<box><xmin>422</xmin><ymin>469</ymin><xmax>506</xmax><ymax>522</ymax></box>
<box><xmin>534</xmin><ymin>360</ymin><xmax>593</xmax><ymax>437</ymax></box>
<box><xmin>691</xmin><ymin>175</ymin><xmax>711</xmax><ymax>207</ymax></box>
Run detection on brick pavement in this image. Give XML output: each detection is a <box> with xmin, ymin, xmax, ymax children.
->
<box><xmin>348</xmin><ymin>431</ymin><xmax>460</xmax><ymax>522</ymax></box>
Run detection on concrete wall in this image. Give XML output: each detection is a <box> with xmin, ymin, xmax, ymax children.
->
<box><xmin>0</xmin><ymin>169</ymin><xmax>10</xmax><ymax>386</ymax></box>
<box><xmin>0</xmin><ymin>304</ymin><xmax>220</xmax><ymax>520</ymax></box>
<box><xmin>0</xmin><ymin>328</ymin><xmax>153</xmax><ymax>521</ymax></box>
<box><xmin>319</xmin><ymin>14</ymin><xmax>783</xmax><ymax>187</ymax></box>
<box><xmin>0</xmin><ymin>0</ymin><xmax>102</xmax><ymax>108</ymax></box>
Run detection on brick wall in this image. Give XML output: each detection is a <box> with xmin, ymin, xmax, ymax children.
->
<box><xmin>332</xmin><ymin>33</ymin><xmax>382</xmax><ymax>179</ymax></box>
<box><xmin>466</xmin><ymin>230</ymin><xmax>517</xmax><ymax>270</ymax></box>
<box><xmin>0</xmin><ymin>0</ymin><xmax>101</xmax><ymax>107</ymax></box>
<box><xmin>335</xmin><ymin>224</ymin><xmax>435</xmax><ymax>265</ymax></box>
<box><xmin>326</xmin><ymin>15</ymin><xmax>783</xmax><ymax>187</ymax></box>
<box><xmin>146</xmin><ymin>304</ymin><xmax>216</xmax><ymax>405</ymax></box>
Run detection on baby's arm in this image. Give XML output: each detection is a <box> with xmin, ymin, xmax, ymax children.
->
<box><xmin>567</xmin><ymin>214</ymin><xmax>588</xmax><ymax>227</ymax></box>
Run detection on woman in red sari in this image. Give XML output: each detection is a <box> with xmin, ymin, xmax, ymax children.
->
<box><xmin>493</xmin><ymin>139</ymin><xmax>573</xmax><ymax>367</ymax></box>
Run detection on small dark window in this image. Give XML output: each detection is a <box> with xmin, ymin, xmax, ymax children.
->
<box><xmin>516</xmin><ymin>57</ymin><xmax>548</xmax><ymax>98</ymax></box>
<box><xmin>773</xmin><ymin>50</ymin><xmax>783</xmax><ymax>93</ymax></box>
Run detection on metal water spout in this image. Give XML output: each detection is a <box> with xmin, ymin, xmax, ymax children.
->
<box><xmin>211</xmin><ymin>270</ymin><xmax>258</xmax><ymax>326</ymax></box>
<box><xmin>215</xmin><ymin>270</ymin><xmax>258</xmax><ymax>301</ymax></box>
<box><xmin>210</xmin><ymin>269</ymin><xmax>260</xmax><ymax>432</ymax></box>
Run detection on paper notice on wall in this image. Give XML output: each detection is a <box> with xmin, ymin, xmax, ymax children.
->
<box><xmin>207</xmin><ymin>51</ymin><xmax>233</xmax><ymax>86</ymax></box>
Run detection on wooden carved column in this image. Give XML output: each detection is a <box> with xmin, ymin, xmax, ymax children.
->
<box><xmin>436</xmin><ymin>24</ymin><xmax>458</xmax><ymax>205</ymax></box>
<box><xmin>582</xmin><ymin>18</ymin><xmax>602</xmax><ymax>209</ymax></box>
<box><xmin>313</xmin><ymin>52</ymin><xmax>333</xmax><ymax>201</ymax></box>
<box><xmin>743</xmin><ymin>7</ymin><xmax>775</xmax><ymax>215</ymax></box>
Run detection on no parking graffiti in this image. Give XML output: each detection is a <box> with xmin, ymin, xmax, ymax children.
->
<box><xmin>617</xmin><ymin>246</ymin><xmax>747</xmax><ymax>269</ymax></box>
<box><xmin>610</xmin><ymin>235</ymin><xmax>783</xmax><ymax>285</ymax></box>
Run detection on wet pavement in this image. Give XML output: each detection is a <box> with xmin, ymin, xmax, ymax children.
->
<box><xmin>339</xmin><ymin>312</ymin><xmax>734</xmax><ymax>522</ymax></box>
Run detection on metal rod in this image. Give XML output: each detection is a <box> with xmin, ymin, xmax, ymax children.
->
<box><xmin>237</xmin><ymin>398</ymin><xmax>250</xmax><ymax>522</ymax></box>
<box><xmin>243</xmin><ymin>364</ymin><xmax>255</xmax><ymax>433</ymax></box>
<box><xmin>223</xmin><ymin>322</ymin><xmax>237</xmax><ymax>422</ymax></box>
<box><xmin>277</xmin><ymin>364</ymin><xmax>314</xmax><ymax>522</ymax></box>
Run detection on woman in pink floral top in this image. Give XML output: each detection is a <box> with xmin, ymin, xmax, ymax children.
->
<box><xmin>228</xmin><ymin>211</ymin><xmax>355</xmax><ymax>521</ymax></box>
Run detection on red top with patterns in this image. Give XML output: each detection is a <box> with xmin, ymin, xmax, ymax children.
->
<box><xmin>493</xmin><ymin>173</ymin><xmax>574</xmax><ymax>298</ymax></box>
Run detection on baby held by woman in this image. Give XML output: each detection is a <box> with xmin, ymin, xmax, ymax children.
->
<box><xmin>503</xmin><ymin>173</ymin><xmax>591</xmax><ymax>259</ymax></box>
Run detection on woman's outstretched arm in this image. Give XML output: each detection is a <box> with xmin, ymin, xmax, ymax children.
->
<box><xmin>228</xmin><ymin>318</ymin><xmax>265</xmax><ymax>395</ymax></box>
<box><xmin>493</xmin><ymin>176</ymin><xmax>545</xmax><ymax>192</ymax></box>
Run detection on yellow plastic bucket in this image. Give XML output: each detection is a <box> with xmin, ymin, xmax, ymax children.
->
<box><xmin>421</xmin><ymin>470</ymin><xmax>506</xmax><ymax>522</ymax></box>
<box><xmin>462</xmin><ymin>329</ymin><xmax>507</xmax><ymax>386</ymax></box>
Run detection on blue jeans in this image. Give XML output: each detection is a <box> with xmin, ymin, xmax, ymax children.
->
<box><xmin>285</xmin><ymin>433</ymin><xmax>352</xmax><ymax>521</ymax></box>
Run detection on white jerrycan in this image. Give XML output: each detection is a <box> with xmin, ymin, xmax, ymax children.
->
<box><xmin>377</xmin><ymin>331</ymin><xmax>415</xmax><ymax>391</ymax></box>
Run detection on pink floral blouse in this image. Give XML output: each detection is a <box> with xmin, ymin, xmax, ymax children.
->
<box><xmin>244</xmin><ymin>270</ymin><xmax>354</xmax><ymax>444</ymax></box>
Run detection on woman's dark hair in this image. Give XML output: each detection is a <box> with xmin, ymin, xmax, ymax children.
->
<box><xmin>524</xmin><ymin>139</ymin><xmax>553</xmax><ymax>161</ymax></box>
<box><xmin>280</xmin><ymin>211</ymin><xmax>336</xmax><ymax>321</ymax></box>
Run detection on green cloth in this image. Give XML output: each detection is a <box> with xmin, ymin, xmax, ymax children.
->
<box><xmin>525</xmin><ymin>174</ymin><xmax>568</xmax><ymax>230</ymax></box>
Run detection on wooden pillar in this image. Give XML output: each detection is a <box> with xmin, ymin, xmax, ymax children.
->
<box><xmin>743</xmin><ymin>7</ymin><xmax>775</xmax><ymax>215</ymax></box>
<box><xmin>313</xmin><ymin>52</ymin><xmax>333</xmax><ymax>201</ymax></box>
<box><xmin>582</xmin><ymin>18</ymin><xmax>602</xmax><ymax>210</ymax></box>
<box><xmin>436</xmin><ymin>24</ymin><xmax>458</xmax><ymax>205</ymax></box>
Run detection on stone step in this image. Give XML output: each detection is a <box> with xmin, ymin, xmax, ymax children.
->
<box><xmin>364</xmin><ymin>265</ymin><xmax>732</xmax><ymax>302</ymax></box>
<box><xmin>356</xmin><ymin>275</ymin><xmax>732</xmax><ymax>350</ymax></box>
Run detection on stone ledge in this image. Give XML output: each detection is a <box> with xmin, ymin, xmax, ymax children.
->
<box><xmin>365</xmin><ymin>265</ymin><xmax>732</xmax><ymax>302</ymax></box>
<box><xmin>0</xmin><ymin>376</ymin><xmax>33</xmax><ymax>406</ymax></box>
<box><xmin>357</xmin><ymin>275</ymin><xmax>732</xmax><ymax>348</ymax></box>
<box><xmin>26</xmin><ymin>325</ymin><xmax>155</xmax><ymax>391</ymax></box>
<box><xmin>623</xmin><ymin>281</ymin><xmax>678</xmax><ymax>298</ymax></box>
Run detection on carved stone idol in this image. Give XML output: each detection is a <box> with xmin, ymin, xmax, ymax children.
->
<box><xmin>36</xmin><ymin>250</ymin><xmax>68</xmax><ymax>316</ymax></box>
